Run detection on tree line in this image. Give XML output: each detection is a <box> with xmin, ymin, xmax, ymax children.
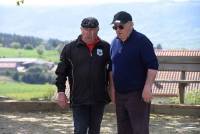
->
<box><xmin>0</xmin><ymin>33</ymin><xmax>162</xmax><ymax>52</ymax></box>
<box><xmin>0</xmin><ymin>32</ymin><xmax>68</xmax><ymax>51</ymax></box>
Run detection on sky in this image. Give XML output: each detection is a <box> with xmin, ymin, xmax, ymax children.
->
<box><xmin>1</xmin><ymin>0</ymin><xmax>199</xmax><ymax>49</ymax></box>
<box><xmin>0</xmin><ymin>0</ymin><xmax>192</xmax><ymax>6</ymax></box>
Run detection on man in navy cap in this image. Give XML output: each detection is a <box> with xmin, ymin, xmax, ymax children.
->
<box><xmin>55</xmin><ymin>17</ymin><xmax>112</xmax><ymax>134</ymax></box>
<box><xmin>110</xmin><ymin>11</ymin><xmax>158</xmax><ymax>134</ymax></box>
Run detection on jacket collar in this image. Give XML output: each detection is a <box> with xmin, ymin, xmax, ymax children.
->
<box><xmin>76</xmin><ymin>35</ymin><xmax>103</xmax><ymax>47</ymax></box>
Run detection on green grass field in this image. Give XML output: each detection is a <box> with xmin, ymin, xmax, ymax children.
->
<box><xmin>0</xmin><ymin>47</ymin><xmax>59</xmax><ymax>62</ymax></box>
<box><xmin>0</xmin><ymin>81</ymin><xmax>56</xmax><ymax>101</ymax></box>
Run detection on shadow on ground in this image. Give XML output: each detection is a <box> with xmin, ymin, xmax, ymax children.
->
<box><xmin>0</xmin><ymin>111</ymin><xmax>199</xmax><ymax>134</ymax></box>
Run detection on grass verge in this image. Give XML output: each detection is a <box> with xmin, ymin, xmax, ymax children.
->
<box><xmin>0</xmin><ymin>81</ymin><xmax>56</xmax><ymax>101</ymax></box>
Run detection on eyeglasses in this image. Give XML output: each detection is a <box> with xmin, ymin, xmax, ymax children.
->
<box><xmin>112</xmin><ymin>25</ymin><xmax>124</xmax><ymax>30</ymax></box>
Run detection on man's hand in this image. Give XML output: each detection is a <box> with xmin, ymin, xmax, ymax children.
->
<box><xmin>142</xmin><ymin>84</ymin><xmax>153</xmax><ymax>103</ymax></box>
<box><xmin>142</xmin><ymin>69</ymin><xmax>157</xmax><ymax>103</ymax></box>
<box><xmin>56</xmin><ymin>92</ymin><xmax>69</xmax><ymax>109</ymax></box>
<box><xmin>111</xmin><ymin>87</ymin><xmax>116</xmax><ymax>104</ymax></box>
<box><xmin>108</xmin><ymin>72</ymin><xmax>116</xmax><ymax>104</ymax></box>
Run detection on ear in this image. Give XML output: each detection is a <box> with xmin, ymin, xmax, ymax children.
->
<box><xmin>130</xmin><ymin>21</ymin><xmax>134</xmax><ymax>27</ymax></box>
<box><xmin>96</xmin><ymin>27</ymin><xmax>99</xmax><ymax>32</ymax></box>
<box><xmin>80</xmin><ymin>27</ymin><xmax>84</xmax><ymax>32</ymax></box>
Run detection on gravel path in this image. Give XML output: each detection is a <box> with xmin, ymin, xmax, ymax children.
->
<box><xmin>0</xmin><ymin>111</ymin><xmax>199</xmax><ymax>134</ymax></box>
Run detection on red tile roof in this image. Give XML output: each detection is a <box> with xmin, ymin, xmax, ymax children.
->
<box><xmin>0</xmin><ymin>63</ymin><xmax>16</xmax><ymax>68</ymax></box>
<box><xmin>155</xmin><ymin>50</ymin><xmax>200</xmax><ymax>56</ymax></box>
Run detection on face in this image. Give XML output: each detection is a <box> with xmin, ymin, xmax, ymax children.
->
<box><xmin>112</xmin><ymin>21</ymin><xmax>133</xmax><ymax>41</ymax></box>
<box><xmin>81</xmin><ymin>27</ymin><xmax>99</xmax><ymax>44</ymax></box>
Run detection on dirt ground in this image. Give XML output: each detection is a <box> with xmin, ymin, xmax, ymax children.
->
<box><xmin>0</xmin><ymin>111</ymin><xmax>199</xmax><ymax>134</ymax></box>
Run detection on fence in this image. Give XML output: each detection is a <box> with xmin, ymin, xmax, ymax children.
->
<box><xmin>153</xmin><ymin>56</ymin><xmax>200</xmax><ymax>104</ymax></box>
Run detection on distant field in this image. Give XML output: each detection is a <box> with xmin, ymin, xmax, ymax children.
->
<box><xmin>0</xmin><ymin>81</ymin><xmax>56</xmax><ymax>101</ymax></box>
<box><xmin>0</xmin><ymin>47</ymin><xmax>59</xmax><ymax>62</ymax></box>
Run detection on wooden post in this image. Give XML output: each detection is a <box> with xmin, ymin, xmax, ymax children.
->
<box><xmin>179</xmin><ymin>71</ymin><xmax>186</xmax><ymax>104</ymax></box>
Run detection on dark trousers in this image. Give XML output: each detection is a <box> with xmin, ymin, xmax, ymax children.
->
<box><xmin>72</xmin><ymin>104</ymin><xmax>105</xmax><ymax>134</ymax></box>
<box><xmin>115</xmin><ymin>91</ymin><xmax>150</xmax><ymax>134</ymax></box>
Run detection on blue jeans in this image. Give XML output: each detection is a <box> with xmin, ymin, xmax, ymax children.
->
<box><xmin>72</xmin><ymin>104</ymin><xmax>105</xmax><ymax>134</ymax></box>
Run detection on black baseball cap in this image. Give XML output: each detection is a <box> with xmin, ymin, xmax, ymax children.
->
<box><xmin>81</xmin><ymin>17</ymin><xmax>99</xmax><ymax>28</ymax></box>
<box><xmin>111</xmin><ymin>11</ymin><xmax>132</xmax><ymax>24</ymax></box>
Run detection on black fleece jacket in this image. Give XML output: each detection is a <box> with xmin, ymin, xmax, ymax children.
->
<box><xmin>55</xmin><ymin>35</ymin><xmax>111</xmax><ymax>106</ymax></box>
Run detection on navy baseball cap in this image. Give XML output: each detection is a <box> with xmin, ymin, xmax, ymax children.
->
<box><xmin>81</xmin><ymin>17</ymin><xmax>99</xmax><ymax>28</ymax></box>
<box><xmin>111</xmin><ymin>11</ymin><xmax>132</xmax><ymax>24</ymax></box>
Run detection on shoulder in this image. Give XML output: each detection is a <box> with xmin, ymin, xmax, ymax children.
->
<box><xmin>61</xmin><ymin>39</ymin><xmax>77</xmax><ymax>54</ymax></box>
<box><xmin>100</xmin><ymin>39</ymin><xmax>110</xmax><ymax>46</ymax></box>
<box><xmin>111</xmin><ymin>37</ymin><xmax>118</xmax><ymax>44</ymax></box>
<box><xmin>134</xmin><ymin>30</ymin><xmax>148</xmax><ymax>41</ymax></box>
<box><xmin>64</xmin><ymin>39</ymin><xmax>78</xmax><ymax>48</ymax></box>
<box><xmin>111</xmin><ymin>37</ymin><xmax>119</xmax><ymax>47</ymax></box>
<box><xmin>99</xmin><ymin>39</ymin><xmax>110</xmax><ymax>49</ymax></box>
<box><xmin>134</xmin><ymin>30</ymin><xmax>153</xmax><ymax>47</ymax></box>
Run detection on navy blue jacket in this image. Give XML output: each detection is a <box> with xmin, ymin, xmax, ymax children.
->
<box><xmin>111</xmin><ymin>30</ymin><xmax>158</xmax><ymax>93</ymax></box>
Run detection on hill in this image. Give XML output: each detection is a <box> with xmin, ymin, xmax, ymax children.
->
<box><xmin>0</xmin><ymin>1</ymin><xmax>200</xmax><ymax>49</ymax></box>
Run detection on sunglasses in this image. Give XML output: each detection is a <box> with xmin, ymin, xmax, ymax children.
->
<box><xmin>112</xmin><ymin>25</ymin><xmax>124</xmax><ymax>30</ymax></box>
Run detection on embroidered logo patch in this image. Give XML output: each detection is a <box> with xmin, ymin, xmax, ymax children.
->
<box><xmin>97</xmin><ymin>49</ymin><xmax>103</xmax><ymax>56</ymax></box>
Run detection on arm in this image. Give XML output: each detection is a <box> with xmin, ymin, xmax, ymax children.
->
<box><xmin>142</xmin><ymin>69</ymin><xmax>157</xmax><ymax>103</ymax></box>
<box><xmin>55</xmin><ymin>45</ymin><xmax>71</xmax><ymax>108</ymax></box>
<box><xmin>140</xmin><ymin>36</ymin><xmax>159</xmax><ymax>103</ymax></box>
<box><xmin>108</xmin><ymin>71</ymin><xmax>115</xmax><ymax>104</ymax></box>
<box><xmin>106</xmin><ymin>43</ymin><xmax>116</xmax><ymax>103</ymax></box>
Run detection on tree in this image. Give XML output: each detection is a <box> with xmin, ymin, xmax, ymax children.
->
<box><xmin>36</xmin><ymin>44</ymin><xmax>45</xmax><ymax>56</ymax></box>
<box><xmin>56</xmin><ymin>43</ymin><xmax>65</xmax><ymax>54</ymax></box>
<box><xmin>47</xmin><ymin>39</ymin><xmax>63</xmax><ymax>50</ymax></box>
<box><xmin>156</xmin><ymin>44</ymin><xmax>163</xmax><ymax>49</ymax></box>
<box><xmin>24</xmin><ymin>43</ymin><xmax>33</xmax><ymax>50</ymax></box>
<box><xmin>21</xmin><ymin>65</ymin><xmax>55</xmax><ymax>84</ymax></box>
<box><xmin>10</xmin><ymin>42</ymin><xmax>21</xmax><ymax>49</ymax></box>
<box><xmin>16</xmin><ymin>0</ymin><xmax>24</xmax><ymax>6</ymax></box>
<box><xmin>0</xmin><ymin>32</ymin><xmax>64</xmax><ymax>50</ymax></box>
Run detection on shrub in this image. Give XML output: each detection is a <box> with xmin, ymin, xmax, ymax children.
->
<box><xmin>24</xmin><ymin>44</ymin><xmax>33</xmax><ymax>50</ymax></box>
<box><xmin>21</xmin><ymin>65</ymin><xmax>55</xmax><ymax>84</ymax></box>
<box><xmin>185</xmin><ymin>90</ymin><xmax>200</xmax><ymax>104</ymax></box>
<box><xmin>36</xmin><ymin>45</ymin><xmax>45</xmax><ymax>56</ymax></box>
<box><xmin>10</xmin><ymin>42</ymin><xmax>21</xmax><ymax>49</ymax></box>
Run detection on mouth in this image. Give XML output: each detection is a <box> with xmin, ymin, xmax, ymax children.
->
<box><xmin>117</xmin><ymin>33</ymin><xmax>123</xmax><ymax>36</ymax></box>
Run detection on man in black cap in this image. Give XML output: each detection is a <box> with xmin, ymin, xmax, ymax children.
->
<box><xmin>110</xmin><ymin>11</ymin><xmax>158</xmax><ymax>134</ymax></box>
<box><xmin>55</xmin><ymin>17</ymin><xmax>112</xmax><ymax>134</ymax></box>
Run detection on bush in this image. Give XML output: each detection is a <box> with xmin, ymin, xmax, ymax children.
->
<box><xmin>10</xmin><ymin>42</ymin><xmax>21</xmax><ymax>49</ymax></box>
<box><xmin>21</xmin><ymin>65</ymin><xmax>55</xmax><ymax>84</ymax></box>
<box><xmin>5</xmin><ymin>70</ymin><xmax>17</xmax><ymax>77</ymax></box>
<box><xmin>36</xmin><ymin>45</ymin><xmax>45</xmax><ymax>56</ymax></box>
<box><xmin>168</xmin><ymin>90</ymin><xmax>200</xmax><ymax>105</ymax></box>
<box><xmin>47</xmin><ymin>71</ymin><xmax>56</xmax><ymax>84</ymax></box>
<box><xmin>56</xmin><ymin>43</ymin><xmax>65</xmax><ymax>54</ymax></box>
<box><xmin>24</xmin><ymin>44</ymin><xmax>33</xmax><ymax>50</ymax></box>
<box><xmin>12</xmin><ymin>72</ymin><xmax>20</xmax><ymax>81</ymax></box>
<box><xmin>185</xmin><ymin>90</ymin><xmax>200</xmax><ymax>104</ymax></box>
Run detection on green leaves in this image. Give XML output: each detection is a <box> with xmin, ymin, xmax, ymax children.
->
<box><xmin>16</xmin><ymin>0</ymin><xmax>24</xmax><ymax>6</ymax></box>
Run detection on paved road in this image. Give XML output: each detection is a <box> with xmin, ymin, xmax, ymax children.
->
<box><xmin>0</xmin><ymin>111</ymin><xmax>199</xmax><ymax>134</ymax></box>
